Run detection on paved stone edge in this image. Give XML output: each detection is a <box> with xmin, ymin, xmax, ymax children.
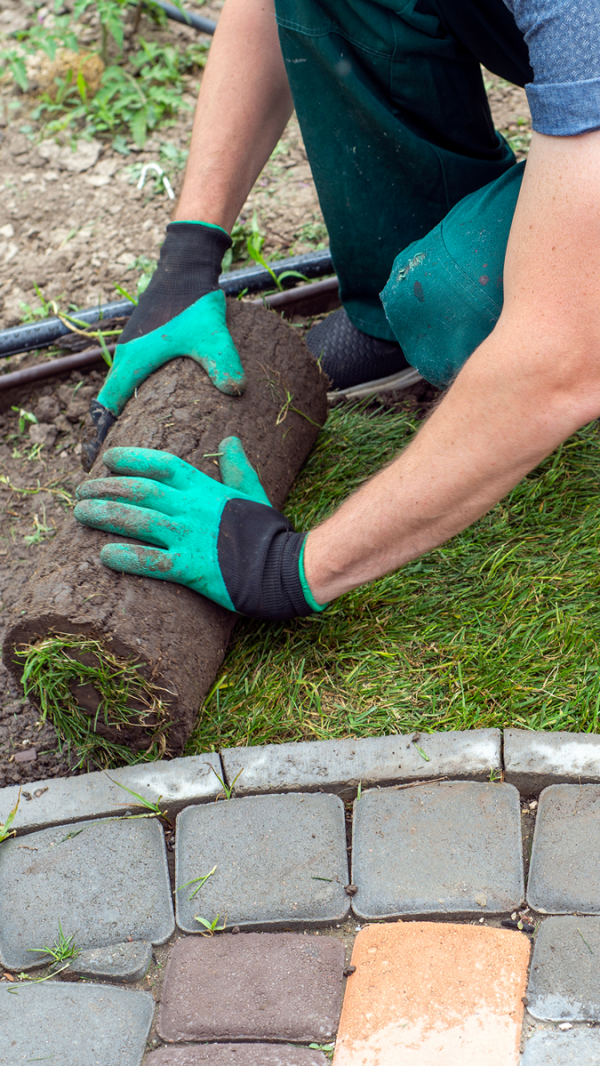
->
<box><xmin>0</xmin><ymin>752</ymin><xmax>224</xmax><ymax>835</ymax></box>
<box><xmin>221</xmin><ymin>730</ymin><xmax>502</xmax><ymax>800</ymax></box>
<box><xmin>504</xmin><ymin>729</ymin><xmax>600</xmax><ymax>795</ymax></box>
<box><xmin>3</xmin><ymin>728</ymin><xmax>600</xmax><ymax>832</ymax></box>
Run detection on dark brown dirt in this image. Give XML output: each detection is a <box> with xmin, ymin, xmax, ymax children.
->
<box><xmin>3</xmin><ymin>301</ymin><xmax>328</xmax><ymax>757</ymax></box>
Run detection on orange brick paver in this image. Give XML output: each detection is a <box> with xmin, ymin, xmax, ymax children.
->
<box><xmin>334</xmin><ymin>922</ymin><xmax>530</xmax><ymax>1066</ymax></box>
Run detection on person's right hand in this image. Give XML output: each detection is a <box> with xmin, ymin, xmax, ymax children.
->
<box><xmin>83</xmin><ymin>221</ymin><xmax>246</xmax><ymax>471</ymax></box>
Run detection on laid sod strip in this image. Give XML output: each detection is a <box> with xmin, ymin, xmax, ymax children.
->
<box><xmin>15</xmin><ymin>635</ymin><xmax>170</xmax><ymax>768</ymax></box>
<box><xmin>187</xmin><ymin>402</ymin><xmax>600</xmax><ymax>753</ymax></box>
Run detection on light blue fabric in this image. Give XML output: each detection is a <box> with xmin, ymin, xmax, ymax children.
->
<box><xmin>503</xmin><ymin>0</ymin><xmax>600</xmax><ymax>135</ymax></box>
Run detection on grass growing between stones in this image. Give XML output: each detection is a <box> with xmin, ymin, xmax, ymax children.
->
<box><xmin>187</xmin><ymin>402</ymin><xmax>600</xmax><ymax>753</ymax></box>
<box><xmin>15</xmin><ymin>634</ymin><xmax>170</xmax><ymax>768</ymax></box>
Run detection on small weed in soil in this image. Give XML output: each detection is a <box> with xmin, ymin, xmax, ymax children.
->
<box><xmin>15</xmin><ymin>633</ymin><xmax>171</xmax><ymax>768</ymax></box>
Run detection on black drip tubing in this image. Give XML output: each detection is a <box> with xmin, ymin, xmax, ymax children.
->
<box><xmin>0</xmin><ymin>249</ymin><xmax>333</xmax><ymax>360</ymax></box>
<box><xmin>151</xmin><ymin>1</ymin><xmax>217</xmax><ymax>35</ymax></box>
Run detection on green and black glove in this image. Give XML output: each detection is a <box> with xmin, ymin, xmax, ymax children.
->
<box><xmin>74</xmin><ymin>439</ymin><xmax>327</xmax><ymax>622</ymax></box>
<box><xmin>83</xmin><ymin>221</ymin><xmax>246</xmax><ymax>470</ymax></box>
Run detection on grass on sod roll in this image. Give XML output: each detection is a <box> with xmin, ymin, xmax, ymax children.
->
<box><xmin>15</xmin><ymin>634</ymin><xmax>170</xmax><ymax>768</ymax></box>
<box><xmin>186</xmin><ymin>400</ymin><xmax>600</xmax><ymax>754</ymax></box>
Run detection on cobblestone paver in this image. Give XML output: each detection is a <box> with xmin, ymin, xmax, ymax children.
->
<box><xmin>221</xmin><ymin>730</ymin><xmax>501</xmax><ymax>799</ymax></box>
<box><xmin>66</xmin><ymin>941</ymin><xmax>153</xmax><ymax>982</ymax></box>
<box><xmin>157</xmin><ymin>932</ymin><xmax>345</xmax><ymax>1043</ymax></box>
<box><xmin>527</xmin><ymin>917</ymin><xmax>600</xmax><ymax>1021</ymax></box>
<box><xmin>505</xmin><ymin>730</ymin><xmax>600</xmax><ymax>794</ymax></box>
<box><xmin>0</xmin><ymin>817</ymin><xmax>173</xmax><ymax>970</ymax></box>
<box><xmin>144</xmin><ymin>1046</ymin><xmax>328</xmax><ymax>1064</ymax></box>
<box><xmin>528</xmin><ymin>786</ymin><xmax>600</xmax><ymax>913</ymax></box>
<box><xmin>175</xmin><ymin>793</ymin><xmax>349</xmax><ymax>931</ymax></box>
<box><xmin>0</xmin><ymin>754</ymin><xmax>223</xmax><ymax>834</ymax></box>
<box><xmin>351</xmin><ymin>781</ymin><xmax>523</xmax><ymax>919</ymax></box>
<box><xmin>3</xmin><ymin>732</ymin><xmax>600</xmax><ymax>1063</ymax></box>
<box><xmin>334</xmin><ymin>922</ymin><xmax>530</xmax><ymax>1065</ymax></box>
<box><xmin>0</xmin><ymin>982</ymin><xmax>154</xmax><ymax>1066</ymax></box>
<box><xmin>521</xmin><ymin>1029</ymin><xmax>600</xmax><ymax>1064</ymax></box>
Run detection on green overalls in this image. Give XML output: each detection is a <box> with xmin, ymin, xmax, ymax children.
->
<box><xmin>275</xmin><ymin>0</ymin><xmax>532</xmax><ymax>386</ymax></box>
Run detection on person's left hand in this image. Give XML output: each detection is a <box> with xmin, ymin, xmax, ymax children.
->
<box><xmin>74</xmin><ymin>439</ymin><xmax>326</xmax><ymax>621</ymax></box>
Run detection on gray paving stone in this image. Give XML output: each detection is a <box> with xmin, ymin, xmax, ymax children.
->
<box><xmin>0</xmin><ymin>981</ymin><xmax>154</xmax><ymax>1066</ymax></box>
<box><xmin>145</xmin><ymin>1046</ymin><xmax>328</xmax><ymax>1065</ymax></box>
<box><xmin>221</xmin><ymin>730</ymin><xmax>501</xmax><ymax>800</ymax></box>
<box><xmin>0</xmin><ymin>816</ymin><xmax>174</xmax><ymax>971</ymax></box>
<box><xmin>158</xmin><ymin>932</ymin><xmax>345</xmax><ymax>1042</ymax></box>
<box><xmin>527</xmin><ymin>786</ymin><xmax>600</xmax><ymax>913</ymax></box>
<box><xmin>521</xmin><ymin>1029</ymin><xmax>600</xmax><ymax>1064</ymax></box>
<box><xmin>351</xmin><ymin>781</ymin><xmax>524</xmax><ymax>919</ymax></box>
<box><xmin>65</xmin><ymin>940</ymin><xmax>153</xmax><ymax>982</ymax></box>
<box><xmin>0</xmin><ymin>753</ymin><xmax>223</xmax><ymax>836</ymax></box>
<box><xmin>505</xmin><ymin>730</ymin><xmax>600</xmax><ymax>795</ymax></box>
<box><xmin>527</xmin><ymin>917</ymin><xmax>600</xmax><ymax>1021</ymax></box>
<box><xmin>175</xmin><ymin>793</ymin><xmax>350</xmax><ymax>932</ymax></box>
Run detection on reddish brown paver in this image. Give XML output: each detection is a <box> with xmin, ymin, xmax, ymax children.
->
<box><xmin>158</xmin><ymin>933</ymin><xmax>344</xmax><ymax>1044</ymax></box>
<box><xmin>145</xmin><ymin>1045</ymin><xmax>328</xmax><ymax>1065</ymax></box>
<box><xmin>334</xmin><ymin>923</ymin><xmax>530</xmax><ymax>1066</ymax></box>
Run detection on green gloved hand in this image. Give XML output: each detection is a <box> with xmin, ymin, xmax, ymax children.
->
<box><xmin>74</xmin><ymin>439</ymin><xmax>326</xmax><ymax>621</ymax></box>
<box><xmin>83</xmin><ymin>221</ymin><xmax>246</xmax><ymax>471</ymax></box>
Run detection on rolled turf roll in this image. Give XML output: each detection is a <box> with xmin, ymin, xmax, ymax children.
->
<box><xmin>2</xmin><ymin>301</ymin><xmax>328</xmax><ymax>761</ymax></box>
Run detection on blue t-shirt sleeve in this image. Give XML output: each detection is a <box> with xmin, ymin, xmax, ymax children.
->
<box><xmin>503</xmin><ymin>0</ymin><xmax>600</xmax><ymax>136</ymax></box>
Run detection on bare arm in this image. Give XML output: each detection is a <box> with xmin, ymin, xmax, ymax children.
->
<box><xmin>175</xmin><ymin>0</ymin><xmax>293</xmax><ymax>231</ymax></box>
<box><xmin>304</xmin><ymin>130</ymin><xmax>600</xmax><ymax>603</ymax></box>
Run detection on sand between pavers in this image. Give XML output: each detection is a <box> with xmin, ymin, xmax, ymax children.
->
<box><xmin>333</xmin><ymin>923</ymin><xmax>530</xmax><ymax>1065</ymax></box>
<box><xmin>144</xmin><ymin>1046</ymin><xmax>328</xmax><ymax>1064</ymax></box>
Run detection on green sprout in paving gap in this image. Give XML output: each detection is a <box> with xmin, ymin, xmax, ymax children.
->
<box><xmin>185</xmin><ymin>403</ymin><xmax>600</xmax><ymax>755</ymax></box>
<box><xmin>0</xmin><ymin>789</ymin><xmax>21</xmax><ymax>844</ymax></box>
<box><xmin>15</xmin><ymin>634</ymin><xmax>171</xmax><ymax>769</ymax></box>
<box><xmin>104</xmin><ymin>773</ymin><xmax>170</xmax><ymax>821</ymax></box>
<box><xmin>210</xmin><ymin>766</ymin><xmax>243</xmax><ymax>800</ymax></box>
<box><xmin>27</xmin><ymin>921</ymin><xmax>79</xmax><ymax>965</ymax></box>
<box><xmin>309</xmin><ymin>1043</ymin><xmax>335</xmax><ymax>1061</ymax></box>
<box><xmin>194</xmin><ymin>914</ymin><xmax>227</xmax><ymax>936</ymax></box>
<box><xmin>176</xmin><ymin>865</ymin><xmax>217</xmax><ymax>901</ymax></box>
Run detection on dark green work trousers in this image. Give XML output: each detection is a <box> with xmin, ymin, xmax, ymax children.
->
<box><xmin>275</xmin><ymin>0</ymin><xmax>532</xmax><ymax>386</ymax></box>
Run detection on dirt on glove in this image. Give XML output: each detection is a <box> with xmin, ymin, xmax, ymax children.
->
<box><xmin>2</xmin><ymin>301</ymin><xmax>328</xmax><ymax>758</ymax></box>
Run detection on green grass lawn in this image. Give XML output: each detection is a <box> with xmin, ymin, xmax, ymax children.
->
<box><xmin>185</xmin><ymin>401</ymin><xmax>600</xmax><ymax>754</ymax></box>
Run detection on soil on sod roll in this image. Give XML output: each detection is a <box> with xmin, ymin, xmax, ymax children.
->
<box><xmin>2</xmin><ymin>301</ymin><xmax>328</xmax><ymax>763</ymax></box>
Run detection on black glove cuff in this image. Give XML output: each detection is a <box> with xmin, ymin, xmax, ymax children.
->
<box><xmin>218</xmin><ymin>498</ymin><xmax>315</xmax><ymax>622</ymax></box>
<box><xmin>118</xmin><ymin>222</ymin><xmax>232</xmax><ymax>345</ymax></box>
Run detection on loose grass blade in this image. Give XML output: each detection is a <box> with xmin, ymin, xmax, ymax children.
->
<box><xmin>0</xmin><ymin>788</ymin><xmax>21</xmax><ymax>844</ymax></box>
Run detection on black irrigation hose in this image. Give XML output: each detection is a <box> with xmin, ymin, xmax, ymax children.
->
<box><xmin>152</xmin><ymin>0</ymin><xmax>217</xmax><ymax>34</ymax></box>
<box><xmin>0</xmin><ymin>249</ymin><xmax>334</xmax><ymax>360</ymax></box>
<box><xmin>0</xmin><ymin>277</ymin><xmax>339</xmax><ymax>391</ymax></box>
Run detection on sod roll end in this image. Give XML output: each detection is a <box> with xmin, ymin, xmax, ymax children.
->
<box><xmin>3</xmin><ymin>302</ymin><xmax>328</xmax><ymax>765</ymax></box>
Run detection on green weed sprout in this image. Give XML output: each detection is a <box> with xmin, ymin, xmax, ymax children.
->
<box><xmin>194</xmin><ymin>913</ymin><xmax>227</xmax><ymax>936</ymax></box>
<box><xmin>104</xmin><ymin>773</ymin><xmax>170</xmax><ymax>821</ymax></box>
<box><xmin>0</xmin><ymin>789</ymin><xmax>21</xmax><ymax>844</ymax></box>
<box><xmin>16</xmin><ymin>634</ymin><xmax>170</xmax><ymax>769</ymax></box>
<box><xmin>210</xmin><ymin>766</ymin><xmax>243</xmax><ymax>800</ymax></box>
<box><xmin>27</xmin><ymin>921</ymin><xmax>79</xmax><ymax>964</ymax></box>
<box><xmin>176</xmin><ymin>865</ymin><xmax>217</xmax><ymax>901</ymax></box>
<box><xmin>11</xmin><ymin>408</ymin><xmax>38</xmax><ymax>435</ymax></box>
<box><xmin>246</xmin><ymin>211</ymin><xmax>308</xmax><ymax>292</ymax></box>
<box><xmin>309</xmin><ymin>1044</ymin><xmax>335</xmax><ymax>1061</ymax></box>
